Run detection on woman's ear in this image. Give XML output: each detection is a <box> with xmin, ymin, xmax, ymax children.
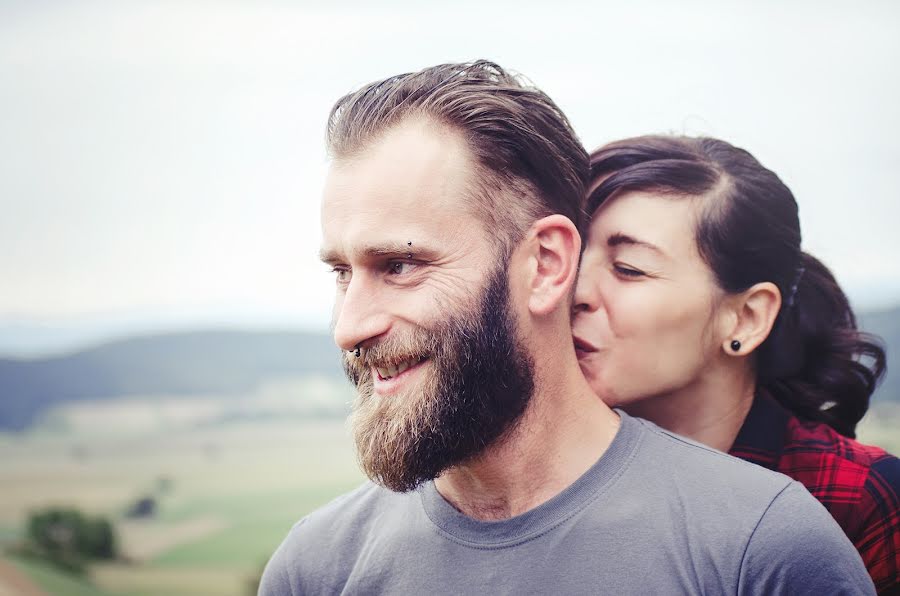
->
<box><xmin>525</xmin><ymin>214</ymin><xmax>582</xmax><ymax>317</ymax></box>
<box><xmin>722</xmin><ymin>282</ymin><xmax>782</xmax><ymax>356</ymax></box>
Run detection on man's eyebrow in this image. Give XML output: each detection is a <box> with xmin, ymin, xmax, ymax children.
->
<box><xmin>319</xmin><ymin>242</ymin><xmax>439</xmax><ymax>264</ymax></box>
<box><xmin>607</xmin><ymin>232</ymin><xmax>663</xmax><ymax>254</ymax></box>
<box><xmin>319</xmin><ymin>247</ymin><xmax>343</xmax><ymax>265</ymax></box>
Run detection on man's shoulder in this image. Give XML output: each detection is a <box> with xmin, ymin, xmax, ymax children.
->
<box><xmin>311</xmin><ymin>481</ymin><xmax>392</xmax><ymax>517</ymax></box>
<box><xmin>287</xmin><ymin>481</ymin><xmax>417</xmax><ymax>546</ymax></box>
<box><xmin>259</xmin><ymin>482</ymin><xmax>422</xmax><ymax>595</ymax></box>
<box><xmin>607</xmin><ymin>414</ymin><xmax>837</xmax><ymax>549</ymax></box>
<box><xmin>623</xmin><ymin>416</ymin><xmax>875</xmax><ymax>594</ymax></box>
<box><xmin>630</xmin><ymin>415</ymin><xmax>797</xmax><ymax>498</ymax></box>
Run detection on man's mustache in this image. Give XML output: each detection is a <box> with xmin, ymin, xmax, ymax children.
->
<box><xmin>341</xmin><ymin>329</ymin><xmax>441</xmax><ymax>386</ymax></box>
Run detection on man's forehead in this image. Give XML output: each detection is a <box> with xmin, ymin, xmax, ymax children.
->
<box><xmin>324</xmin><ymin>119</ymin><xmax>473</xmax><ymax>205</ymax></box>
<box><xmin>320</xmin><ymin>189</ymin><xmax>464</xmax><ymax>261</ymax></box>
<box><xmin>320</xmin><ymin>118</ymin><xmax>484</xmax><ymax>258</ymax></box>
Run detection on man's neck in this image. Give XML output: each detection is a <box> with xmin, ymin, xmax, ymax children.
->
<box><xmin>433</xmin><ymin>371</ymin><xmax>620</xmax><ymax>521</ymax></box>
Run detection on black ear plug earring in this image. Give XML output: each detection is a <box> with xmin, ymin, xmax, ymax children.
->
<box><xmin>730</xmin><ymin>340</ymin><xmax>741</xmax><ymax>352</ymax></box>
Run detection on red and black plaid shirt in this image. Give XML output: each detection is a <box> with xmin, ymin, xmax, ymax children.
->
<box><xmin>730</xmin><ymin>394</ymin><xmax>900</xmax><ymax>594</ymax></box>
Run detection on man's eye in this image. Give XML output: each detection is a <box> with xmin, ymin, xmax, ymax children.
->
<box><xmin>613</xmin><ymin>263</ymin><xmax>645</xmax><ymax>278</ymax></box>
<box><xmin>331</xmin><ymin>267</ymin><xmax>351</xmax><ymax>284</ymax></box>
<box><xmin>387</xmin><ymin>261</ymin><xmax>416</xmax><ymax>276</ymax></box>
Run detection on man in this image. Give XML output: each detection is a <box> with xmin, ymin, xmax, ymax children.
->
<box><xmin>260</xmin><ymin>60</ymin><xmax>874</xmax><ymax>594</ymax></box>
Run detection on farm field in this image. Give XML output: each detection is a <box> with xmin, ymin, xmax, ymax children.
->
<box><xmin>1</xmin><ymin>397</ymin><xmax>897</xmax><ymax>595</ymax></box>
<box><xmin>0</xmin><ymin>404</ymin><xmax>363</xmax><ymax>596</ymax></box>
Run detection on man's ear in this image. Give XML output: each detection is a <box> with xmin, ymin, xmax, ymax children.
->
<box><xmin>525</xmin><ymin>214</ymin><xmax>581</xmax><ymax>317</ymax></box>
<box><xmin>721</xmin><ymin>282</ymin><xmax>781</xmax><ymax>356</ymax></box>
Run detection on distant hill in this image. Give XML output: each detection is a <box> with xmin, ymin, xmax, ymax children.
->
<box><xmin>0</xmin><ymin>306</ymin><xmax>898</xmax><ymax>431</ymax></box>
<box><xmin>0</xmin><ymin>330</ymin><xmax>344</xmax><ymax>431</ymax></box>
<box><xmin>859</xmin><ymin>306</ymin><xmax>900</xmax><ymax>406</ymax></box>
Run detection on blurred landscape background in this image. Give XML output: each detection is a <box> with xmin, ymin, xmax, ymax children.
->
<box><xmin>0</xmin><ymin>319</ymin><xmax>898</xmax><ymax>596</ymax></box>
<box><xmin>2</xmin><ymin>1</ymin><xmax>899</xmax><ymax>594</ymax></box>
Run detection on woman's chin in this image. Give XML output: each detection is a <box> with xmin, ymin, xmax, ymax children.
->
<box><xmin>584</xmin><ymin>378</ymin><xmax>625</xmax><ymax>408</ymax></box>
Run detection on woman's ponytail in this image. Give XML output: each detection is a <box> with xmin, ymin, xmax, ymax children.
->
<box><xmin>757</xmin><ymin>252</ymin><xmax>886</xmax><ymax>437</ymax></box>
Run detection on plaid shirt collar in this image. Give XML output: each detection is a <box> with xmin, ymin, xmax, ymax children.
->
<box><xmin>728</xmin><ymin>392</ymin><xmax>792</xmax><ymax>468</ymax></box>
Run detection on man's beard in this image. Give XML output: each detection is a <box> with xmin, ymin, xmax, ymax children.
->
<box><xmin>341</xmin><ymin>263</ymin><xmax>535</xmax><ymax>492</ymax></box>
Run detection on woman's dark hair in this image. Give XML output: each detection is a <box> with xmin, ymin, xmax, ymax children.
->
<box><xmin>588</xmin><ymin>135</ymin><xmax>886</xmax><ymax>437</ymax></box>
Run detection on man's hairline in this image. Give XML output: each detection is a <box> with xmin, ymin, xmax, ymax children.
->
<box><xmin>327</xmin><ymin>113</ymin><xmax>541</xmax><ymax>255</ymax></box>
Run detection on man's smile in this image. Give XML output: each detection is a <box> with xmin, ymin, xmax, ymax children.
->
<box><xmin>372</xmin><ymin>357</ymin><xmax>429</xmax><ymax>395</ymax></box>
<box><xmin>374</xmin><ymin>355</ymin><xmax>427</xmax><ymax>380</ymax></box>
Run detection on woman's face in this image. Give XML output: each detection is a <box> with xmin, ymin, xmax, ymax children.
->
<box><xmin>572</xmin><ymin>189</ymin><xmax>729</xmax><ymax>410</ymax></box>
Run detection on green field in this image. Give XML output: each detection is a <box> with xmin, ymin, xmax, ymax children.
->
<box><xmin>5</xmin><ymin>555</ymin><xmax>110</xmax><ymax>596</ymax></box>
<box><xmin>0</xmin><ymin>402</ymin><xmax>363</xmax><ymax>596</ymax></box>
<box><xmin>1</xmin><ymin>397</ymin><xmax>898</xmax><ymax>596</ymax></box>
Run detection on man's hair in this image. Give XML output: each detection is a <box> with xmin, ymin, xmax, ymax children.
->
<box><xmin>326</xmin><ymin>60</ymin><xmax>589</xmax><ymax>252</ymax></box>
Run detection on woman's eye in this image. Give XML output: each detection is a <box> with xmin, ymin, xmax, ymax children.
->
<box><xmin>613</xmin><ymin>263</ymin><xmax>645</xmax><ymax>278</ymax></box>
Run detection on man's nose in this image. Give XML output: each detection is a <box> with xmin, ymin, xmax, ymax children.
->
<box><xmin>332</xmin><ymin>276</ymin><xmax>392</xmax><ymax>352</ymax></box>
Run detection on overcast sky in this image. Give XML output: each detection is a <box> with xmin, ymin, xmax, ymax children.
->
<box><xmin>2</xmin><ymin>0</ymin><xmax>899</xmax><ymax>336</ymax></box>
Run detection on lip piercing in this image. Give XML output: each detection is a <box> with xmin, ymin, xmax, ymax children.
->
<box><xmin>354</xmin><ymin>345</ymin><xmax>361</xmax><ymax>358</ymax></box>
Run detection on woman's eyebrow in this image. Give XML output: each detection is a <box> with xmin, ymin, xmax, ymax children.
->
<box><xmin>607</xmin><ymin>232</ymin><xmax>663</xmax><ymax>254</ymax></box>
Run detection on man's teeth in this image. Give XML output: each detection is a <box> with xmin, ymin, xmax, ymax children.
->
<box><xmin>376</xmin><ymin>358</ymin><xmax>419</xmax><ymax>380</ymax></box>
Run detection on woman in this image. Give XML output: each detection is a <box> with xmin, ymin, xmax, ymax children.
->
<box><xmin>572</xmin><ymin>135</ymin><xmax>899</xmax><ymax>593</ymax></box>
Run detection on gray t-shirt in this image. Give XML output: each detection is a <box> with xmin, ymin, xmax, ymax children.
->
<box><xmin>260</xmin><ymin>412</ymin><xmax>874</xmax><ymax>595</ymax></box>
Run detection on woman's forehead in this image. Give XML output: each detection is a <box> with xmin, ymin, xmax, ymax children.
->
<box><xmin>590</xmin><ymin>190</ymin><xmax>705</xmax><ymax>260</ymax></box>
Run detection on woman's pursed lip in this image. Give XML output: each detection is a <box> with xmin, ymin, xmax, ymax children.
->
<box><xmin>573</xmin><ymin>335</ymin><xmax>598</xmax><ymax>353</ymax></box>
